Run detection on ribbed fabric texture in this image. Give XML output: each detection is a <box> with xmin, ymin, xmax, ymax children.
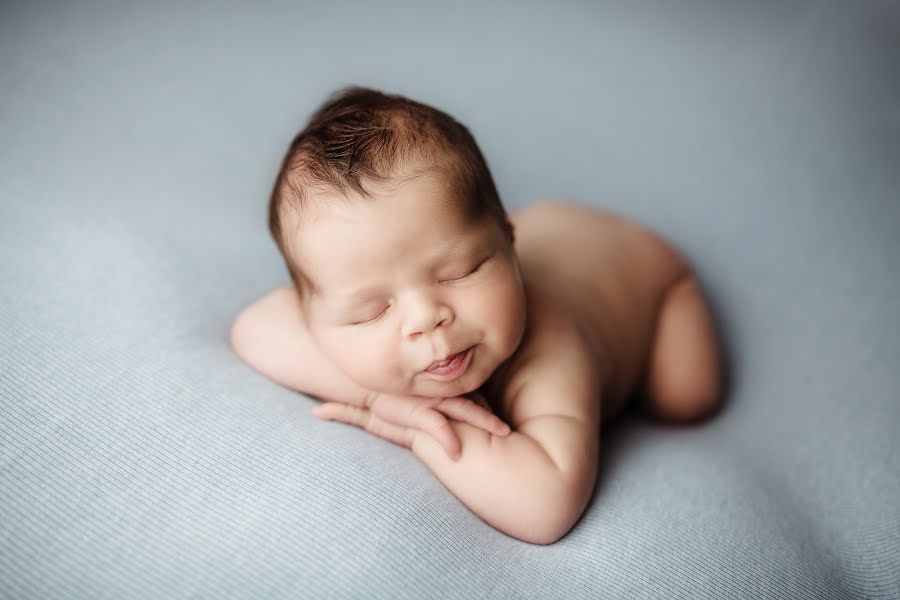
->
<box><xmin>1</xmin><ymin>0</ymin><xmax>898</xmax><ymax>598</ymax></box>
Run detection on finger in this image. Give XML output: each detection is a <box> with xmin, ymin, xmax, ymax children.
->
<box><xmin>313</xmin><ymin>403</ymin><xmax>416</xmax><ymax>450</ymax></box>
<box><xmin>313</xmin><ymin>402</ymin><xmax>370</xmax><ymax>426</ymax></box>
<box><xmin>437</xmin><ymin>396</ymin><xmax>511</xmax><ymax>436</ymax></box>
<box><xmin>467</xmin><ymin>391</ymin><xmax>491</xmax><ymax>410</ymax></box>
<box><xmin>368</xmin><ymin>396</ymin><xmax>462</xmax><ymax>460</ymax></box>
<box><xmin>409</xmin><ymin>404</ymin><xmax>462</xmax><ymax>461</ymax></box>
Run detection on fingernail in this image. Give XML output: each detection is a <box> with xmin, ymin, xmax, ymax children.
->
<box><xmin>499</xmin><ymin>424</ymin><xmax>511</xmax><ymax>435</ymax></box>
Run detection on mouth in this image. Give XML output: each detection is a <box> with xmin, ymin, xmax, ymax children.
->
<box><xmin>424</xmin><ymin>346</ymin><xmax>474</xmax><ymax>381</ymax></box>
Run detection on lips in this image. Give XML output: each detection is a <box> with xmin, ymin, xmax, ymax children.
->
<box><xmin>424</xmin><ymin>346</ymin><xmax>474</xmax><ymax>380</ymax></box>
<box><xmin>427</xmin><ymin>351</ymin><xmax>464</xmax><ymax>371</ymax></box>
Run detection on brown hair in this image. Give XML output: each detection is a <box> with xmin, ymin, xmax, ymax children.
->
<box><xmin>267</xmin><ymin>85</ymin><xmax>514</xmax><ymax>301</ymax></box>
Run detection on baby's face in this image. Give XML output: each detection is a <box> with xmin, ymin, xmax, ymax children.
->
<box><xmin>291</xmin><ymin>172</ymin><xmax>526</xmax><ymax>399</ymax></box>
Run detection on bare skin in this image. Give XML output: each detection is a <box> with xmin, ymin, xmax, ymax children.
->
<box><xmin>230</xmin><ymin>196</ymin><xmax>723</xmax><ymax>544</ymax></box>
<box><xmin>506</xmin><ymin>200</ymin><xmax>721</xmax><ymax>426</ymax></box>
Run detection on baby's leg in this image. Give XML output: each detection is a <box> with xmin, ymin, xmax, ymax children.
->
<box><xmin>638</xmin><ymin>273</ymin><xmax>723</xmax><ymax>422</ymax></box>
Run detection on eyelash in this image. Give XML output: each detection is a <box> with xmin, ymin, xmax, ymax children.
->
<box><xmin>347</xmin><ymin>258</ymin><xmax>490</xmax><ymax>325</ymax></box>
<box><xmin>443</xmin><ymin>258</ymin><xmax>487</xmax><ymax>284</ymax></box>
<box><xmin>351</xmin><ymin>306</ymin><xmax>389</xmax><ymax>326</ymax></box>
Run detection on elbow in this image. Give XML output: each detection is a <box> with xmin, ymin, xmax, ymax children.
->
<box><xmin>518</xmin><ymin>523</ymin><xmax>573</xmax><ymax>547</ymax></box>
<box><xmin>508</xmin><ymin>470</ymin><xmax>595</xmax><ymax>546</ymax></box>
<box><xmin>229</xmin><ymin>308</ymin><xmax>256</xmax><ymax>360</ymax></box>
<box><xmin>519</xmin><ymin>504</ymin><xmax>583</xmax><ymax>546</ymax></box>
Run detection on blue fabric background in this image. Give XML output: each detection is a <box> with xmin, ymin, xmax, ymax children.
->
<box><xmin>1</xmin><ymin>0</ymin><xmax>898</xmax><ymax>597</ymax></box>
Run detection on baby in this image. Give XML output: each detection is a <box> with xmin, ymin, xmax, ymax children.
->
<box><xmin>230</xmin><ymin>86</ymin><xmax>724</xmax><ymax>545</ymax></box>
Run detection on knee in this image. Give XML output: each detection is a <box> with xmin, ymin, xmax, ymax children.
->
<box><xmin>645</xmin><ymin>365</ymin><xmax>722</xmax><ymax>423</ymax></box>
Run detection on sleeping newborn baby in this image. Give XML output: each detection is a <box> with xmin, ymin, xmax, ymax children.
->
<box><xmin>230</xmin><ymin>86</ymin><xmax>724</xmax><ymax>545</ymax></box>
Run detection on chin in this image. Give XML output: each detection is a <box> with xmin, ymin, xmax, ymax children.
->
<box><xmin>453</xmin><ymin>368</ymin><xmax>491</xmax><ymax>397</ymax></box>
<box><xmin>416</xmin><ymin>374</ymin><xmax>477</xmax><ymax>399</ymax></box>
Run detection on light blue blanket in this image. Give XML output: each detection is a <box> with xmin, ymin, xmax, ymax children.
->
<box><xmin>2</xmin><ymin>0</ymin><xmax>898</xmax><ymax>597</ymax></box>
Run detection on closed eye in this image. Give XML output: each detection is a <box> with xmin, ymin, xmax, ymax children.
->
<box><xmin>349</xmin><ymin>306</ymin><xmax>389</xmax><ymax>326</ymax></box>
<box><xmin>442</xmin><ymin>257</ymin><xmax>489</xmax><ymax>283</ymax></box>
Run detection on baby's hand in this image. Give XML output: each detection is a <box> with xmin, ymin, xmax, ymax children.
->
<box><xmin>311</xmin><ymin>391</ymin><xmax>510</xmax><ymax>460</ymax></box>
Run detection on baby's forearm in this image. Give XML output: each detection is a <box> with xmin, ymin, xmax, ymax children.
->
<box><xmin>411</xmin><ymin>421</ymin><xmax>592</xmax><ymax>545</ymax></box>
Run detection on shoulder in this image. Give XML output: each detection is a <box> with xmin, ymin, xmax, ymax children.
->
<box><xmin>493</xmin><ymin>281</ymin><xmax>604</xmax><ymax>430</ymax></box>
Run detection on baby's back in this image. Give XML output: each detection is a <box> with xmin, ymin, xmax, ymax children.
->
<box><xmin>508</xmin><ymin>201</ymin><xmax>689</xmax><ymax>419</ymax></box>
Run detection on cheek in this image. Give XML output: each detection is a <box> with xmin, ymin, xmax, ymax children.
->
<box><xmin>319</xmin><ymin>329</ymin><xmax>403</xmax><ymax>387</ymax></box>
<box><xmin>494</xmin><ymin>285</ymin><xmax>527</xmax><ymax>349</ymax></box>
<box><xmin>463</xmin><ymin>274</ymin><xmax>526</xmax><ymax>348</ymax></box>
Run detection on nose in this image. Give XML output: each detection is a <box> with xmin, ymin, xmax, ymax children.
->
<box><xmin>400</xmin><ymin>289</ymin><xmax>454</xmax><ymax>339</ymax></box>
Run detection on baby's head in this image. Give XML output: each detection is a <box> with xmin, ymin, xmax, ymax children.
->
<box><xmin>268</xmin><ymin>86</ymin><xmax>526</xmax><ymax>399</ymax></box>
